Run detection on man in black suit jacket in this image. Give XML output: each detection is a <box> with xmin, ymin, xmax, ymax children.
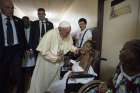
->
<box><xmin>29</xmin><ymin>8</ymin><xmax>54</xmax><ymax>59</ymax></box>
<box><xmin>0</xmin><ymin>0</ymin><xmax>27</xmax><ymax>93</ymax></box>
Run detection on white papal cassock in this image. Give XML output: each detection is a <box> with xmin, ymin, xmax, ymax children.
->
<box><xmin>28</xmin><ymin>28</ymin><xmax>75</xmax><ymax>93</ymax></box>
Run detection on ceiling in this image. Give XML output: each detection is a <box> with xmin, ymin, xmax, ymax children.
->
<box><xmin>12</xmin><ymin>0</ymin><xmax>98</xmax><ymax>31</ymax></box>
<box><xmin>13</xmin><ymin>0</ymin><xmax>74</xmax><ymax>21</ymax></box>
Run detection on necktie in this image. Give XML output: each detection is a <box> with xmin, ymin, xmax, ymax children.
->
<box><xmin>41</xmin><ymin>22</ymin><xmax>45</xmax><ymax>37</ymax></box>
<box><xmin>6</xmin><ymin>17</ymin><xmax>14</xmax><ymax>46</ymax></box>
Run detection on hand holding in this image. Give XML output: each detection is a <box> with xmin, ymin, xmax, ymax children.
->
<box><xmin>26</xmin><ymin>49</ymin><xmax>33</xmax><ymax>57</ymax></box>
<box><xmin>56</xmin><ymin>55</ymin><xmax>64</xmax><ymax>62</ymax></box>
<box><xmin>56</xmin><ymin>50</ymin><xmax>64</xmax><ymax>62</ymax></box>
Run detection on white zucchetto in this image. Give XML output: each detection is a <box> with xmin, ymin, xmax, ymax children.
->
<box><xmin>59</xmin><ymin>21</ymin><xmax>71</xmax><ymax>28</ymax></box>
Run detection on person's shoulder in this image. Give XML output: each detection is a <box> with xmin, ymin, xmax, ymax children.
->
<box><xmin>31</xmin><ymin>20</ymin><xmax>39</xmax><ymax>26</ymax></box>
<box><xmin>13</xmin><ymin>16</ymin><xmax>20</xmax><ymax>19</ymax></box>
<box><xmin>85</xmin><ymin>29</ymin><xmax>92</xmax><ymax>35</ymax></box>
<box><xmin>33</xmin><ymin>20</ymin><xmax>39</xmax><ymax>23</ymax></box>
<box><xmin>86</xmin><ymin>28</ymin><xmax>92</xmax><ymax>32</ymax></box>
<box><xmin>45</xmin><ymin>28</ymin><xmax>55</xmax><ymax>35</ymax></box>
<box><xmin>46</xmin><ymin>18</ymin><xmax>53</xmax><ymax>24</ymax></box>
<box><xmin>88</xmin><ymin>27</ymin><xmax>97</xmax><ymax>33</ymax></box>
<box><xmin>30</xmin><ymin>21</ymin><xmax>33</xmax><ymax>25</ymax></box>
<box><xmin>42</xmin><ymin>28</ymin><xmax>56</xmax><ymax>38</ymax></box>
<box><xmin>47</xmin><ymin>21</ymin><xmax>53</xmax><ymax>25</ymax></box>
<box><xmin>13</xmin><ymin>16</ymin><xmax>22</xmax><ymax>21</ymax></box>
<box><xmin>13</xmin><ymin>16</ymin><xmax>24</xmax><ymax>24</ymax></box>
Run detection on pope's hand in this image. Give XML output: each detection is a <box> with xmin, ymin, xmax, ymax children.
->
<box><xmin>56</xmin><ymin>55</ymin><xmax>64</xmax><ymax>62</ymax></box>
<box><xmin>56</xmin><ymin>50</ymin><xmax>64</xmax><ymax>62</ymax></box>
<box><xmin>57</xmin><ymin>50</ymin><xmax>63</xmax><ymax>56</ymax></box>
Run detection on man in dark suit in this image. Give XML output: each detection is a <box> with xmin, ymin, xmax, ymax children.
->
<box><xmin>22</xmin><ymin>16</ymin><xmax>35</xmax><ymax>92</ymax></box>
<box><xmin>0</xmin><ymin>0</ymin><xmax>27</xmax><ymax>93</ymax></box>
<box><xmin>29</xmin><ymin>8</ymin><xmax>54</xmax><ymax>59</ymax></box>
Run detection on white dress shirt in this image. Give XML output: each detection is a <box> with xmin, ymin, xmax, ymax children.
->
<box><xmin>75</xmin><ymin>28</ymin><xmax>92</xmax><ymax>47</ymax></box>
<box><xmin>2</xmin><ymin>14</ymin><xmax>18</xmax><ymax>46</ymax></box>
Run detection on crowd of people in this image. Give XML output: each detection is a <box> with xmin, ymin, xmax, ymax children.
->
<box><xmin>0</xmin><ymin>0</ymin><xmax>140</xmax><ymax>93</ymax></box>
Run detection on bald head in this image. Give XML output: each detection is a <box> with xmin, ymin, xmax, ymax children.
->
<box><xmin>1</xmin><ymin>0</ymin><xmax>14</xmax><ymax>17</ymax></box>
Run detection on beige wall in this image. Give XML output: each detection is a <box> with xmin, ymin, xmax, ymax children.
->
<box><xmin>100</xmin><ymin>0</ymin><xmax>139</xmax><ymax>81</ymax></box>
<box><xmin>136</xmin><ymin>0</ymin><xmax>140</xmax><ymax>38</ymax></box>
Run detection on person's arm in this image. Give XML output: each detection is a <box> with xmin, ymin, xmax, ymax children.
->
<box><xmin>41</xmin><ymin>51</ymin><xmax>63</xmax><ymax>62</ymax></box>
<box><xmin>85</xmin><ymin>30</ymin><xmax>92</xmax><ymax>41</ymax></box>
<box><xmin>36</xmin><ymin>31</ymin><xmax>63</xmax><ymax>63</ymax></box>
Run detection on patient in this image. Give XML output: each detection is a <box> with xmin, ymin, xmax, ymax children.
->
<box><xmin>97</xmin><ymin>39</ymin><xmax>140</xmax><ymax>93</ymax></box>
<box><xmin>69</xmin><ymin>40</ymin><xmax>98</xmax><ymax>79</ymax></box>
<box><xmin>79</xmin><ymin>40</ymin><xmax>96</xmax><ymax>72</ymax></box>
<box><xmin>69</xmin><ymin>40</ymin><xmax>98</xmax><ymax>77</ymax></box>
<box><xmin>48</xmin><ymin>40</ymin><xmax>98</xmax><ymax>93</ymax></box>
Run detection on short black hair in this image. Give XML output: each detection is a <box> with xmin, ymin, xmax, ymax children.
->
<box><xmin>78</xmin><ymin>18</ymin><xmax>87</xmax><ymax>24</ymax></box>
<box><xmin>38</xmin><ymin>8</ymin><xmax>45</xmax><ymax>12</ymax></box>
<box><xmin>120</xmin><ymin>39</ymin><xmax>140</xmax><ymax>67</ymax></box>
<box><xmin>22</xmin><ymin>16</ymin><xmax>29</xmax><ymax>20</ymax></box>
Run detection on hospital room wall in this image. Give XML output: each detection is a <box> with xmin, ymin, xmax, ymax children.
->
<box><xmin>100</xmin><ymin>0</ymin><xmax>140</xmax><ymax>81</ymax></box>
